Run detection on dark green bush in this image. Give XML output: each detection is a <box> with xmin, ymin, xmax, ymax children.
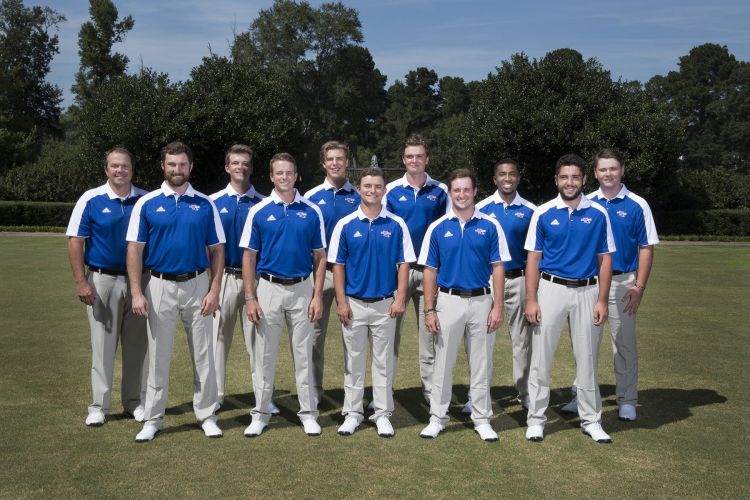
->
<box><xmin>0</xmin><ymin>201</ymin><xmax>74</xmax><ymax>228</ymax></box>
<box><xmin>655</xmin><ymin>209</ymin><xmax>750</xmax><ymax>236</ymax></box>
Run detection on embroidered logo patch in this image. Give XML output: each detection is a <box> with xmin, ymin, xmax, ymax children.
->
<box><xmin>580</xmin><ymin>217</ymin><xmax>592</xmax><ymax>224</ymax></box>
<box><xmin>296</xmin><ymin>211</ymin><xmax>307</xmax><ymax>219</ymax></box>
<box><xmin>475</xmin><ymin>228</ymin><xmax>487</xmax><ymax>236</ymax></box>
<box><xmin>189</xmin><ymin>204</ymin><xmax>200</xmax><ymax>211</ymax></box>
<box><xmin>380</xmin><ymin>230</ymin><xmax>392</xmax><ymax>238</ymax></box>
<box><xmin>515</xmin><ymin>212</ymin><xmax>526</xmax><ymax>218</ymax></box>
<box><xmin>617</xmin><ymin>210</ymin><xmax>627</xmax><ymax>218</ymax></box>
<box><xmin>156</xmin><ymin>206</ymin><xmax>166</xmax><ymax>213</ymax></box>
<box><xmin>489</xmin><ymin>212</ymin><xmax>497</xmax><ymax>218</ymax></box>
<box><xmin>317</xmin><ymin>199</ymin><xmax>326</xmax><ymax>205</ymax></box>
<box><xmin>398</xmin><ymin>195</ymin><xmax>407</xmax><ymax>202</ymax></box>
<box><xmin>444</xmin><ymin>230</ymin><xmax>454</xmax><ymax>237</ymax></box>
<box><xmin>550</xmin><ymin>219</ymin><xmax>560</xmax><ymax>226</ymax></box>
<box><xmin>220</xmin><ymin>207</ymin><xmax>229</xmax><ymax>214</ymax></box>
<box><xmin>353</xmin><ymin>230</ymin><xmax>363</xmax><ymax>238</ymax></box>
<box><xmin>102</xmin><ymin>207</ymin><xmax>111</xmax><ymax>213</ymax></box>
<box><xmin>345</xmin><ymin>197</ymin><xmax>356</xmax><ymax>204</ymax></box>
<box><xmin>267</xmin><ymin>214</ymin><xmax>276</xmax><ymax>221</ymax></box>
<box><xmin>427</xmin><ymin>194</ymin><xmax>437</xmax><ymax>202</ymax></box>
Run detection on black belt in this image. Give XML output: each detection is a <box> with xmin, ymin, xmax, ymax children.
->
<box><xmin>349</xmin><ymin>294</ymin><xmax>393</xmax><ymax>303</ymax></box>
<box><xmin>260</xmin><ymin>273</ymin><xmax>307</xmax><ymax>285</ymax></box>
<box><xmin>612</xmin><ymin>271</ymin><xmax>627</xmax><ymax>276</ymax></box>
<box><xmin>151</xmin><ymin>269</ymin><xmax>206</xmax><ymax>282</ymax></box>
<box><xmin>439</xmin><ymin>286</ymin><xmax>491</xmax><ymax>298</ymax></box>
<box><xmin>505</xmin><ymin>268</ymin><xmax>525</xmax><ymax>279</ymax></box>
<box><xmin>410</xmin><ymin>263</ymin><xmax>424</xmax><ymax>272</ymax></box>
<box><xmin>225</xmin><ymin>266</ymin><xmax>243</xmax><ymax>277</ymax></box>
<box><xmin>326</xmin><ymin>262</ymin><xmax>335</xmax><ymax>271</ymax></box>
<box><xmin>540</xmin><ymin>272</ymin><xmax>597</xmax><ymax>288</ymax></box>
<box><xmin>89</xmin><ymin>266</ymin><xmax>127</xmax><ymax>277</ymax></box>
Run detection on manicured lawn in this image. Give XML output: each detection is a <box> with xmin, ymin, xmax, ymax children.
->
<box><xmin>0</xmin><ymin>237</ymin><xmax>747</xmax><ymax>499</ymax></box>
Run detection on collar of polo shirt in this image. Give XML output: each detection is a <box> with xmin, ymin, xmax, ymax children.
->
<box><xmin>224</xmin><ymin>183</ymin><xmax>259</xmax><ymax>199</ymax></box>
<box><xmin>395</xmin><ymin>171</ymin><xmax>438</xmax><ymax>188</ymax></box>
<box><xmin>322</xmin><ymin>177</ymin><xmax>355</xmax><ymax>193</ymax></box>
<box><xmin>490</xmin><ymin>190</ymin><xmax>527</xmax><ymax>208</ymax></box>
<box><xmin>445</xmin><ymin>208</ymin><xmax>483</xmax><ymax>221</ymax></box>
<box><xmin>160</xmin><ymin>181</ymin><xmax>196</xmax><ymax>198</ymax></box>
<box><xmin>354</xmin><ymin>206</ymin><xmax>388</xmax><ymax>221</ymax></box>
<box><xmin>269</xmin><ymin>188</ymin><xmax>303</xmax><ymax>205</ymax></box>
<box><xmin>553</xmin><ymin>193</ymin><xmax>594</xmax><ymax>211</ymax></box>
<box><xmin>589</xmin><ymin>184</ymin><xmax>630</xmax><ymax>201</ymax></box>
<box><xmin>104</xmin><ymin>182</ymin><xmax>139</xmax><ymax>201</ymax></box>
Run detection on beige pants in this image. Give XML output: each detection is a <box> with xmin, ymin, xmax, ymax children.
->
<box><xmin>251</xmin><ymin>278</ymin><xmax>318</xmax><ymax>424</ymax></box>
<box><xmin>393</xmin><ymin>268</ymin><xmax>430</xmax><ymax>401</ymax></box>
<box><xmin>311</xmin><ymin>269</ymin><xmax>335</xmax><ymax>398</ymax></box>
<box><xmin>212</xmin><ymin>272</ymin><xmax>256</xmax><ymax>403</ymax></box>
<box><xmin>527</xmin><ymin>279</ymin><xmax>603</xmax><ymax>428</ymax></box>
<box><xmin>143</xmin><ymin>272</ymin><xmax>219</xmax><ymax>423</ymax></box>
<box><xmin>503</xmin><ymin>275</ymin><xmax>532</xmax><ymax>403</ymax></box>
<box><xmin>429</xmin><ymin>292</ymin><xmax>495</xmax><ymax>426</ymax></box>
<box><xmin>341</xmin><ymin>297</ymin><xmax>396</xmax><ymax>421</ymax></box>
<box><xmin>608</xmin><ymin>272</ymin><xmax>639</xmax><ymax>406</ymax></box>
<box><xmin>86</xmin><ymin>270</ymin><xmax>147</xmax><ymax>415</ymax></box>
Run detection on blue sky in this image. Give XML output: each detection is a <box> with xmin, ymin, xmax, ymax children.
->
<box><xmin>38</xmin><ymin>0</ymin><xmax>750</xmax><ymax>109</ymax></box>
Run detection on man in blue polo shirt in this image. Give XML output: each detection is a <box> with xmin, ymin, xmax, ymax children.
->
<box><xmin>384</xmin><ymin>133</ymin><xmax>450</xmax><ymax>404</ymax></box>
<box><xmin>126</xmin><ymin>141</ymin><xmax>225</xmax><ymax>442</ymax></box>
<box><xmin>328</xmin><ymin>166</ymin><xmax>415</xmax><ymax>437</ymax></box>
<box><xmin>67</xmin><ymin>147</ymin><xmax>148</xmax><ymax>427</ymax></box>
<box><xmin>418</xmin><ymin>169</ymin><xmax>511</xmax><ymax>442</ymax></box>
<box><xmin>560</xmin><ymin>149</ymin><xmax>659</xmax><ymax>422</ymax></box>
<box><xmin>209</xmin><ymin>144</ymin><xmax>273</xmax><ymax>412</ymax></box>
<box><xmin>524</xmin><ymin>153</ymin><xmax>615</xmax><ymax>444</ymax></box>
<box><xmin>240</xmin><ymin>152</ymin><xmax>327</xmax><ymax>437</ymax></box>
<box><xmin>304</xmin><ymin>140</ymin><xmax>360</xmax><ymax>401</ymax></box>
<box><xmin>473</xmin><ymin>158</ymin><xmax>537</xmax><ymax>413</ymax></box>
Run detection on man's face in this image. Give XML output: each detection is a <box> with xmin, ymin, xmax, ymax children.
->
<box><xmin>162</xmin><ymin>153</ymin><xmax>192</xmax><ymax>188</ymax></box>
<box><xmin>493</xmin><ymin>163</ymin><xmax>520</xmax><ymax>197</ymax></box>
<box><xmin>449</xmin><ymin>176</ymin><xmax>476</xmax><ymax>211</ymax></box>
<box><xmin>270</xmin><ymin>160</ymin><xmax>297</xmax><ymax>194</ymax></box>
<box><xmin>357</xmin><ymin>175</ymin><xmax>386</xmax><ymax>206</ymax></box>
<box><xmin>555</xmin><ymin>165</ymin><xmax>586</xmax><ymax>201</ymax></box>
<box><xmin>402</xmin><ymin>145</ymin><xmax>429</xmax><ymax>176</ymax></box>
<box><xmin>225</xmin><ymin>152</ymin><xmax>252</xmax><ymax>184</ymax></box>
<box><xmin>594</xmin><ymin>157</ymin><xmax>624</xmax><ymax>191</ymax></box>
<box><xmin>323</xmin><ymin>148</ymin><xmax>348</xmax><ymax>183</ymax></box>
<box><xmin>105</xmin><ymin>152</ymin><xmax>133</xmax><ymax>190</ymax></box>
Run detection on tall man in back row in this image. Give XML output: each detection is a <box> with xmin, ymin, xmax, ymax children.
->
<box><xmin>304</xmin><ymin>141</ymin><xmax>360</xmax><ymax>401</ymax></box>
<box><xmin>127</xmin><ymin>141</ymin><xmax>225</xmax><ymax>442</ymax></box>
<box><xmin>67</xmin><ymin>147</ymin><xmax>148</xmax><ymax>426</ymax></box>
<box><xmin>384</xmin><ymin>133</ymin><xmax>449</xmax><ymax>404</ymax></box>
<box><xmin>475</xmin><ymin>159</ymin><xmax>537</xmax><ymax>412</ymax></box>
<box><xmin>524</xmin><ymin>154</ymin><xmax>615</xmax><ymax>444</ymax></box>
<box><xmin>560</xmin><ymin>149</ymin><xmax>659</xmax><ymax>421</ymax></box>
<box><xmin>209</xmin><ymin>144</ymin><xmax>270</xmax><ymax>411</ymax></box>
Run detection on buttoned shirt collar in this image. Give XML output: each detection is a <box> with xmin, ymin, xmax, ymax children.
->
<box><xmin>395</xmin><ymin>172</ymin><xmax>436</xmax><ymax>189</ymax></box>
<box><xmin>354</xmin><ymin>206</ymin><xmax>388</xmax><ymax>221</ymax></box>
<box><xmin>590</xmin><ymin>184</ymin><xmax>630</xmax><ymax>201</ymax></box>
<box><xmin>490</xmin><ymin>191</ymin><xmax>526</xmax><ymax>207</ymax></box>
<box><xmin>105</xmin><ymin>182</ymin><xmax>138</xmax><ymax>200</ymax></box>
<box><xmin>322</xmin><ymin>178</ymin><xmax>356</xmax><ymax>193</ymax></box>
<box><xmin>269</xmin><ymin>188</ymin><xmax>303</xmax><ymax>205</ymax></box>
<box><xmin>445</xmin><ymin>207</ymin><xmax>482</xmax><ymax>222</ymax></box>
<box><xmin>225</xmin><ymin>183</ymin><xmax>259</xmax><ymax>199</ymax></box>
<box><xmin>160</xmin><ymin>181</ymin><xmax>196</xmax><ymax>198</ymax></box>
<box><xmin>553</xmin><ymin>193</ymin><xmax>593</xmax><ymax>211</ymax></box>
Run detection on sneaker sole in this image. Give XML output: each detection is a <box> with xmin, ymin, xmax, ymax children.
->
<box><xmin>582</xmin><ymin>430</ymin><xmax>612</xmax><ymax>444</ymax></box>
<box><xmin>475</xmin><ymin>431</ymin><xmax>499</xmax><ymax>442</ymax></box>
<box><xmin>135</xmin><ymin>430</ymin><xmax>160</xmax><ymax>443</ymax></box>
<box><xmin>244</xmin><ymin>426</ymin><xmax>267</xmax><ymax>438</ymax></box>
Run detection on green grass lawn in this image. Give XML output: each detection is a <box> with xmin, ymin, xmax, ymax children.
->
<box><xmin>0</xmin><ymin>237</ymin><xmax>747</xmax><ymax>499</ymax></box>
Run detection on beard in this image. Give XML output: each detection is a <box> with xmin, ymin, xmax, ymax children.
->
<box><xmin>558</xmin><ymin>186</ymin><xmax>582</xmax><ymax>201</ymax></box>
<box><xmin>164</xmin><ymin>171</ymin><xmax>188</xmax><ymax>187</ymax></box>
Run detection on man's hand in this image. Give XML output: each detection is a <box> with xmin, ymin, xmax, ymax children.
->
<box><xmin>593</xmin><ymin>299</ymin><xmax>608</xmax><ymax>326</ymax></box>
<box><xmin>337</xmin><ymin>300</ymin><xmax>352</xmax><ymax>327</ymax></box>
<box><xmin>487</xmin><ymin>305</ymin><xmax>503</xmax><ymax>332</ymax></box>
<box><xmin>245</xmin><ymin>299</ymin><xmax>263</xmax><ymax>325</ymax></box>
<box><xmin>76</xmin><ymin>280</ymin><xmax>96</xmax><ymax>306</ymax></box>
<box><xmin>388</xmin><ymin>296</ymin><xmax>406</xmax><ymax>318</ymax></box>
<box><xmin>201</xmin><ymin>289</ymin><xmax>220</xmax><ymax>317</ymax></box>
<box><xmin>132</xmin><ymin>293</ymin><xmax>149</xmax><ymax>318</ymax></box>
<box><xmin>425</xmin><ymin>311</ymin><xmax>440</xmax><ymax>335</ymax></box>
<box><xmin>525</xmin><ymin>299</ymin><xmax>541</xmax><ymax>326</ymax></box>
<box><xmin>308</xmin><ymin>294</ymin><xmax>323</xmax><ymax>322</ymax></box>
<box><xmin>622</xmin><ymin>286</ymin><xmax>644</xmax><ymax>315</ymax></box>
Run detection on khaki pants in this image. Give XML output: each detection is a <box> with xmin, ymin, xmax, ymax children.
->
<box><xmin>393</xmin><ymin>268</ymin><xmax>430</xmax><ymax>401</ymax></box>
<box><xmin>429</xmin><ymin>292</ymin><xmax>495</xmax><ymax>426</ymax></box>
<box><xmin>143</xmin><ymin>272</ymin><xmax>218</xmax><ymax>423</ymax></box>
<box><xmin>212</xmin><ymin>272</ymin><xmax>256</xmax><ymax>403</ymax></box>
<box><xmin>527</xmin><ymin>279</ymin><xmax>603</xmax><ymax>428</ymax></box>
<box><xmin>86</xmin><ymin>271</ymin><xmax>147</xmax><ymax>415</ymax></box>
<box><xmin>341</xmin><ymin>297</ymin><xmax>396</xmax><ymax>421</ymax></box>
<box><xmin>503</xmin><ymin>275</ymin><xmax>532</xmax><ymax>403</ymax></box>
<box><xmin>251</xmin><ymin>278</ymin><xmax>318</xmax><ymax>424</ymax></box>
<box><xmin>311</xmin><ymin>269</ymin><xmax>335</xmax><ymax>398</ymax></box>
<box><xmin>608</xmin><ymin>272</ymin><xmax>638</xmax><ymax>406</ymax></box>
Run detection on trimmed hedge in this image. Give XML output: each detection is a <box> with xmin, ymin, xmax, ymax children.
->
<box><xmin>0</xmin><ymin>201</ymin><xmax>75</xmax><ymax>228</ymax></box>
<box><xmin>654</xmin><ymin>209</ymin><xmax>750</xmax><ymax>237</ymax></box>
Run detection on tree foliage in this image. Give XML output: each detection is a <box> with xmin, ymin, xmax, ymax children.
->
<box><xmin>72</xmin><ymin>0</ymin><xmax>134</xmax><ymax>105</ymax></box>
<box><xmin>0</xmin><ymin>0</ymin><xmax>64</xmax><ymax>173</ymax></box>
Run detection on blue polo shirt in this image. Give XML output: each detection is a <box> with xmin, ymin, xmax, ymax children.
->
<box><xmin>418</xmin><ymin>209</ymin><xmax>511</xmax><ymax>290</ymax></box>
<box><xmin>384</xmin><ymin>173</ymin><xmax>450</xmax><ymax>251</ymax></box>
<box><xmin>67</xmin><ymin>183</ymin><xmax>147</xmax><ymax>271</ymax></box>
<box><xmin>525</xmin><ymin>194</ymin><xmax>615</xmax><ymax>279</ymax></box>
<box><xmin>239</xmin><ymin>189</ymin><xmax>325</xmax><ymax>279</ymax></box>
<box><xmin>304</xmin><ymin>178</ymin><xmax>360</xmax><ymax>248</ymax></box>
<box><xmin>476</xmin><ymin>191</ymin><xmax>537</xmax><ymax>271</ymax></box>
<box><xmin>210</xmin><ymin>184</ymin><xmax>266</xmax><ymax>268</ymax></box>
<box><xmin>328</xmin><ymin>207</ymin><xmax>415</xmax><ymax>298</ymax></box>
<box><xmin>126</xmin><ymin>182</ymin><xmax>225</xmax><ymax>275</ymax></box>
<box><xmin>587</xmin><ymin>185</ymin><xmax>659</xmax><ymax>273</ymax></box>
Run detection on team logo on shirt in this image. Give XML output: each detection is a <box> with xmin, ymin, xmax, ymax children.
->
<box><xmin>101</xmin><ymin>207</ymin><xmax>111</xmax><ymax>214</ymax></box>
<box><xmin>156</xmin><ymin>206</ymin><xmax>166</xmax><ymax>213</ymax></box>
<box><xmin>398</xmin><ymin>195</ymin><xmax>408</xmax><ymax>202</ymax></box>
<box><xmin>189</xmin><ymin>204</ymin><xmax>200</xmax><ymax>211</ymax></box>
<box><xmin>444</xmin><ymin>230</ymin><xmax>454</xmax><ymax>238</ymax></box>
<box><xmin>296</xmin><ymin>211</ymin><xmax>307</xmax><ymax>219</ymax></box>
<box><xmin>427</xmin><ymin>195</ymin><xmax>437</xmax><ymax>202</ymax></box>
<box><xmin>580</xmin><ymin>217</ymin><xmax>592</xmax><ymax>224</ymax></box>
<box><xmin>550</xmin><ymin>219</ymin><xmax>560</xmax><ymax>225</ymax></box>
<box><xmin>267</xmin><ymin>214</ymin><xmax>277</xmax><ymax>221</ymax></box>
<box><xmin>353</xmin><ymin>231</ymin><xmax>363</xmax><ymax>238</ymax></box>
<box><xmin>475</xmin><ymin>228</ymin><xmax>487</xmax><ymax>236</ymax></box>
<box><xmin>380</xmin><ymin>230</ymin><xmax>392</xmax><ymax>238</ymax></box>
<box><xmin>515</xmin><ymin>212</ymin><xmax>526</xmax><ymax>218</ymax></box>
<box><xmin>345</xmin><ymin>197</ymin><xmax>356</xmax><ymax>204</ymax></box>
<box><xmin>317</xmin><ymin>199</ymin><xmax>326</xmax><ymax>205</ymax></box>
<box><xmin>617</xmin><ymin>210</ymin><xmax>628</xmax><ymax>218</ymax></box>
<box><xmin>220</xmin><ymin>207</ymin><xmax>229</xmax><ymax>213</ymax></box>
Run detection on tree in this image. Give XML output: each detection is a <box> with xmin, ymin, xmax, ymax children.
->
<box><xmin>647</xmin><ymin>43</ymin><xmax>750</xmax><ymax>173</ymax></box>
<box><xmin>466</xmin><ymin>49</ymin><xmax>681</xmax><ymax>204</ymax></box>
<box><xmin>0</xmin><ymin>0</ymin><xmax>64</xmax><ymax>173</ymax></box>
<box><xmin>72</xmin><ymin>0</ymin><xmax>134</xmax><ymax>105</ymax></box>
